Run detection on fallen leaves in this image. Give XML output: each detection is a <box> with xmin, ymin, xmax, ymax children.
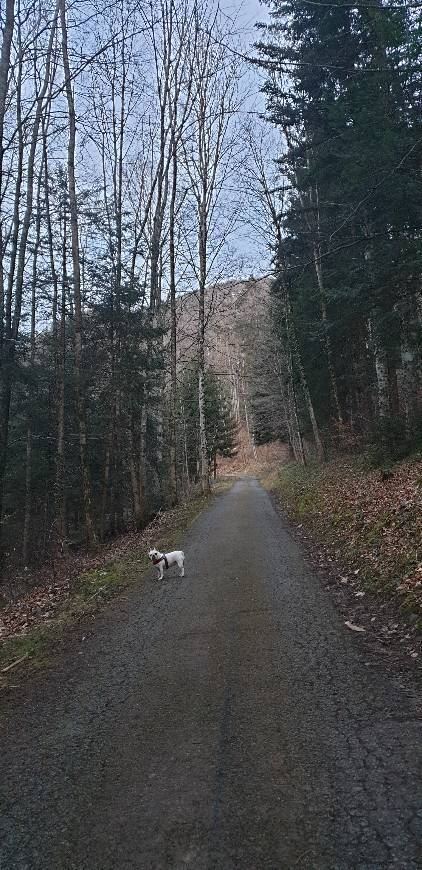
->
<box><xmin>345</xmin><ymin>621</ymin><xmax>366</xmax><ymax>633</ymax></box>
<box><xmin>274</xmin><ymin>455</ymin><xmax>422</xmax><ymax>662</ymax></box>
<box><xmin>0</xmin><ymin>496</ymin><xmax>205</xmax><ymax>648</ymax></box>
<box><xmin>277</xmin><ymin>456</ymin><xmax>422</xmax><ymax>606</ymax></box>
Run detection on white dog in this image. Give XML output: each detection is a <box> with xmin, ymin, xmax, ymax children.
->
<box><xmin>148</xmin><ymin>547</ymin><xmax>185</xmax><ymax>580</ymax></box>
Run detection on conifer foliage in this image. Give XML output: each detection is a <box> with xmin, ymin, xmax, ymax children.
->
<box><xmin>181</xmin><ymin>365</ymin><xmax>239</xmax><ymax>483</ymax></box>
<box><xmin>255</xmin><ymin>0</ymin><xmax>422</xmax><ymax>457</ymax></box>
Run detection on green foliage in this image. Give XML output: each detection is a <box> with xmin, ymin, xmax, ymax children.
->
<box><xmin>0</xmin><ymin>166</ymin><xmax>165</xmax><ymax>564</ymax></box>
<box><xmin>74</xmin><ymin>563</ymin><xmax>122</xmax><ymax>601</ymax></box>
<box><xmin>257</xmin><ymin>0</ymin><xmax>422</xmax><ymax>442</ymax></box>
<box><xmin>181</xmin><ymin>364</ymin><xmax>238</xmax><ymax>479</ymax></box>
<box><xmin>0</xmin><ymin>629</ymin><xmax>48</xmax><ymax>671</ymax></box>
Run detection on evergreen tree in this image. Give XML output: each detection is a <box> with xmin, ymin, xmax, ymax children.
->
<box><xmin>256</xmin><ymin>0</ymin><xmax>422</xmax><ymax>451</ymax></box>
<box><xmin>181</xmin><ymin>365</ymin><xmax>239</xmax><ymax>481</ymax></box>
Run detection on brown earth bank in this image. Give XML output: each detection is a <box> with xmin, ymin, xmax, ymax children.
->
<box><xmin>263</xmin><ymin>454</ymin><xmax>422</xmax><ymax>669</ymax></box>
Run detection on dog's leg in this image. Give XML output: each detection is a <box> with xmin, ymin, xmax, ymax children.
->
<box><xmin>180</xmin><ymin>557</ymin><xmax>185</xmax><ymax>578</ymax></box>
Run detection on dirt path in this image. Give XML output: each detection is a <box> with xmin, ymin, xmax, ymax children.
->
<box><xmin>1</xmin><ymin>478</ymin><xmax>421</xmax><ymax>869</ymax></box>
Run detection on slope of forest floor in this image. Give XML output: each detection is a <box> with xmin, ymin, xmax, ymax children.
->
<box><xmin>264</xmin><ymin>455</ymin><xmax>422</xmax><ymax>667</ymax></box>
<box><xmin>217</xmin><ymin>430</ymin><xmax>291</xmax><ymax>476</ymax></box>
<box><xmin>0</xmin><ymin>489</ymin><xmax>220</xmax><ymax>684</ymax></box>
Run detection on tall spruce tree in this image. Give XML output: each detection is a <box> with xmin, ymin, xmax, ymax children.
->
<box><xmin>256</xmin><ymin>0</ymin><xmax>422</xmax><ymax>450</ymax></box>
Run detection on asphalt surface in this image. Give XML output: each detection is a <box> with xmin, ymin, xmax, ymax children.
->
<box><xmin>1</xmin><ymin>478</ymin><xmax>421</xmax><ymax>870</ymax></box>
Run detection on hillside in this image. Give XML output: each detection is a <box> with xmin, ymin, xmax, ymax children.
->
<box><xmin>175</xmin><ymin>276</ymin><xmax>284</xmax><ymax>452</ymax></box>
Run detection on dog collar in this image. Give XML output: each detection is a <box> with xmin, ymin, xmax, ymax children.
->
<box><xmin>152</xmin><ymin>555</ymin><xmax>169</xmax><ymax>569</ymax></box>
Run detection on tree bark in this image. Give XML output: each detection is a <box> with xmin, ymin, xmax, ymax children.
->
<box><xmin>56</xmin><ymin>204</ymin><xmax>67</xmax><ymax>546</ymax></box>
<box><xmin>22</xmin><ymin>163</ymin><xmax>43</xmax><ymax>564</ymax></box>
<box><xmin>128</xmin><ymin>416</ymin><xmax>142</xmax><ymax>528</ymax></box>
<box><xmin>198</xmin><ymin>200</ymin><xmax>210</xmax><ymax>494</ymax></box>
<box><xmin>168</xmin><ymin>134</ymin><xmax>178</xmax><ymax>506</ymax></box>
<box><xmin>281</xmin><ymin>270</ymin><xmax>324</xmax><ymax>461</ymax></box>
<box><xmin>0</xmin><ymin>0</ymin><xmax>17</xmax><ymax>550</ymax></box>
<box><xmin>60</xmin><ymin>0</ymin><xmax>97</xmax><ymax>546</ymax></box>
<box><xmin>1</xmin><ymin>4</ymin><xmax>58</xmax><ymax>551</ymax></box>
<box><xmin>139</xmin><ymin>405</ymin><xmax>147</xmax><ymax>518</ymax></box>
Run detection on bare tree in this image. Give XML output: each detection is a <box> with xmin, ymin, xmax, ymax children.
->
<box><xmin>244</xmin><ymin>128</ymin><xmax>324</xmax><ymax>462</ymax></box>
<box><xmin>60</xmin><ymin>0</ymin><xmax>96</xmax><ymax>545</ymax></box>
<box><xmin>0</xmin><ymin>3</ymin><xmax>59</xmax><ymax>549</ymax></box>
<box><xmin>22</xmin><ymin>160</ymin><xmax>44</xmax><ymax>563</ymax></box>
<box><xmin>166</xmin><ymin>0</ymin><xmax>196</xmax><ymax>504</ymax></box>
<box><xmin>182</xmin><ymin>7</ymin><xmax>239</xmax><ymax>494</ymax></box>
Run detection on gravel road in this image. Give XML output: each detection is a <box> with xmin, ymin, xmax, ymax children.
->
<box><xmin>1</xmin><ymin>478</ymin><xmax>421</xmax><ymax>870</ymax></box>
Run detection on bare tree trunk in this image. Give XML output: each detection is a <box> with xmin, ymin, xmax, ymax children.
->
<box><xmin>128</xmin><ymin>416</ymin><xmax>142</xmax><ymax>527</ymax></box>
<box><xmin>245</xmin><ymin>131</ymin><xmax>311</xmax><ymax>463</ymax></box>
<box><xmin>374</xmin><ymin>351</ymin><xmax>390</xmax><ymax>418</ymax></box>
<box><xmin>180</xmin><ymin>397</ymin><xmax>191</xmax><ymax>493</ymax></box>
<box><xmin>4</xmin><ymin>21</ymin><xmax>24</xmax><ymax>338</ymax></box>
<box><xmin>100</xmin><ymin>435</ymin><xmax>112</xmax><ymax>540</ymax></box>
<box><xmin>198</xmin><ymin>201</ymin><xmax>210</xmax><ymax>494</ymax></box>
<box><xmin>388</xmin><ymin>356</ymin><xmax>400</xmax><ymax>416</ymax></box>
<box><xmin>146</xmin><ymin>2</ymin><xmax>175</xmax><ymax>488</ymax></box>
<box><xmin>284</xmin><ymin>282</ymin><xmax>324</xmax><ymax>462</ymax></box>
<box><xmin>11</xmin><ymin>5</ymin><xmax>58</xmax><ymax>345</ymax></box>
<box><xmin>22</xmin><ymin>164</ymin><xmax>43</xmax><ymax>564</ymax></box>
<box><xmin>225</xmin><ymin>338</ymin><xmax>240</xmax><ymax>423</ymax></box>
<box><xmin>285</xmin><ymin>335</ymin><xmax>306</xmax><ymax>466</ymax></box>
<box><xmin>0</xmin><ymin>0</ymin><xmax>17</xmax><ymax>549</ymax></box>
<box><xmin>56</xmin><ymin>205</ymin><xmax>67</xmax><ymax>546</ymax></box>
<box><xmin>399</xmin><ymin>294</ymin><xmax>421</xmax><ymax>436</ymax></box>
<box><xmin>60</xmin><ymin>0</ymin><xmax>97</xmax><ymax>546</ymax></box>
<box><xmin>42</xmin><ymin>119</ymin><xmax>58</xmax><ymax>348</ymax></box>
<box><xmin>368</xmin><ymin>318</ymin><xmax>390</xmax><ymax>419</ymax></box>
<box><xmin>43</xmin><ymin>126</ymin><xmax>67</xmax><ymax>546</ymax></box>
<box><xmin>139</xmin><ymin>405</ymin><xmax>147</xmax><ymax>516</ymax></box>
<box><xmin>0</xmin><ymin>0</ymin><xmax>14</xmax><ymax>186</ymax></box>
<box><xmin>1</xmin><ymin>5</ymin><xmax>58</xmax><ymax>552</ymax></box>
<box><xmin>272</xmin><ymin>352</ymin><xmax>296</xmax><ymax>459</ymax></box>
<box><xmin>182</xmin><ymin>12</ymin><xmax>237</xmax><ymax>495</ymax></box>
<box><xmin>168</xmin><ymin>136</ymin><xmax>178</xmax><ymax>506</ymax></box>
<box><xmin>295</xmin><ymin>350</ymin><xmax>324</xmax><ymax>462</ymax></box>
<box><xmin>311</xmin><ymin>183</ymin><xmax>343</xmax><ymax>428</ymax></box>
<box><xmin>239</xmin><ymin>355</ymin><xmax>258</xmax><ymax>462</ymax></box>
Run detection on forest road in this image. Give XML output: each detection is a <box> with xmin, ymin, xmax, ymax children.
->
<box><xmin>1</xmin><ymin>478</ymin><xmax>421</xmax><ymax>870</ymax></box>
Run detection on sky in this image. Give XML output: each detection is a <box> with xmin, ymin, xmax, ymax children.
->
<box><xmin>221</xmin><ymin>0</ymin><xmax>269</xmax><ymax>36</ymax></box>
<box><xmin>218</xmin><ymin>0</ymin><xmax>274</xmax><ymax>277</ymax></box>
